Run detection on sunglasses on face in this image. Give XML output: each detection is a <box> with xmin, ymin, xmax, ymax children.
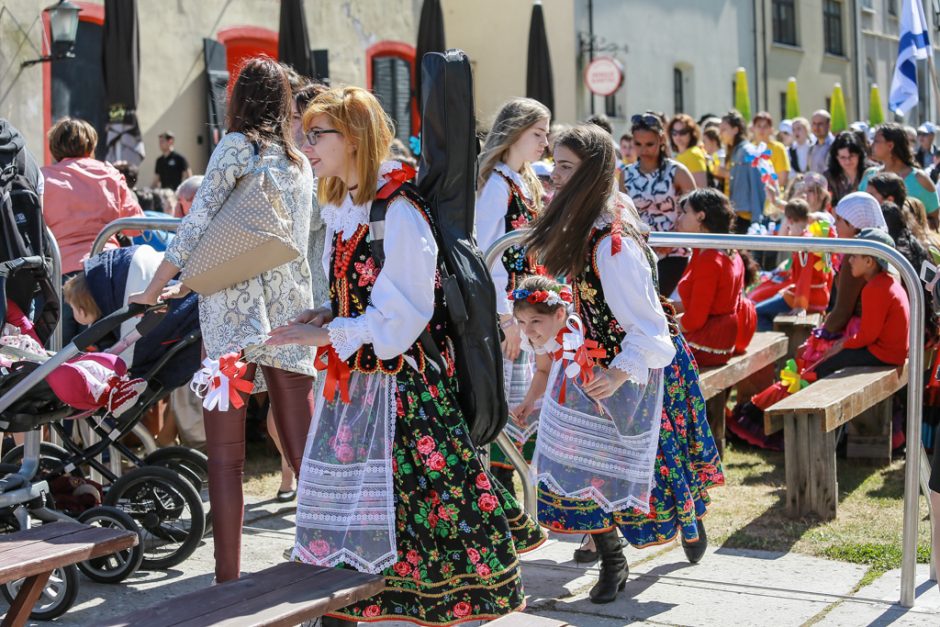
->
<box><xmin>670</xmin><ymin>128</ymin><xmax>691</xmax><ymax>136</ymax></box>
<box><xmin>305</xmin><ymin>128</ymin><xmax>341</xmax><ymax>146</ymax></box>
<box><xmin>631</xmin><ymin>114</ymin><xmax>663</xmax><ymax>131</ymax></box>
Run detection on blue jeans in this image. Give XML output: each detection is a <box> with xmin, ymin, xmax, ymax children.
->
<box><xmin>755</xmin><ymin>294</ymin><xmax>791</xmax><ymax>331</ymax></box>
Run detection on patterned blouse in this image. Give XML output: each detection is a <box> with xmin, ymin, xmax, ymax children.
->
<box><xmin>623</xmin><ymin>158</ymin><xmax>686</xmax><ymax>258</ymax></box>
<box><xmin>164</xmin><ymin>132</ymin><xmax>317</xmax><ymax>387</ymax></box>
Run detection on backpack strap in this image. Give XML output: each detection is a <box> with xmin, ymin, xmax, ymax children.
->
<box><xmin>368</xmin><ymin>180</ymin><xmax>447</xmax><ymax>375</ymax></box>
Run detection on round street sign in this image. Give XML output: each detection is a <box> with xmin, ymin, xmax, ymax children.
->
<box><xmin>584</xmin><ymin>57</ymin><xmax>624</xmax><ymax>96</ymax></box>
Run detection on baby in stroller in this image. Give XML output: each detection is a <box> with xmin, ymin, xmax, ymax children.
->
<box><xmin>1</xmin><ymin>298</ymin><xmax>145</xmax><ymax>416</ymax></box>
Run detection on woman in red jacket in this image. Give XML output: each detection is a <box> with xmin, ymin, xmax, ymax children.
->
<box><xmin>675</xmin><ymin>188</ymin><xmax>757</xmax><ymax>366</ymax></box>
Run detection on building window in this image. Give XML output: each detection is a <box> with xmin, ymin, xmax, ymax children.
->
<box><xmin>773</xmin><ymin>0</ymin><xmax>798</xmax><ymax>46</ymax></box>
<box><xmin>366</xmin><ymin>42</ymin><xmax>417</xmax><ymax>143</ymax></box>
<box><xmin>888</xmin><ymin>0</ymin><xmax>898</xmax><ymax>17</ymax></box>
<box><xmin>780</xmin><ymin>92</ymin><xmax>788</xmax><ymax>121</ymax></box>
<box><xmin>674</xmin><ymin>67</ymin><xmax>684</xmax><ymax>114</ymax></box>
<box><xmin>604</xmin><ymin>94</ymin><xmax>617</xmax><ymax>119</ymax></box>
<box><xmin>824</xmin><ymin>0</ymin><xmax>844</xmax><ymax>56</ymax></box>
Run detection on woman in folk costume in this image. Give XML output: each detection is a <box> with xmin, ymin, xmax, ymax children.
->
<box><xmin>266</xmin><ymin>86</ymin><xmax>544</xmax><ymax>626</ymax></box>
<box><xmin>475</xmin><ymin>97</ymin><xmax>551</xmax><ymax>494</ymax></box>
<box><xmin>523</xmin><ymin>124</ymin><xmax>724</xmax><ymax>603</ymax></box>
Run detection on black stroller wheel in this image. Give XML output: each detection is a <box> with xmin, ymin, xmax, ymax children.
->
<box><xmin>0</xmin><ymin>442</ymin><xmax>83</xmax><ymax>479</ymax></box>
<box><xmin>103</xmin><ymin>466</ymin><xmax>205</xmax><ymax>570</ymax></box>
<box><xmin>144</xmin><ymin>446</ymin><xmax>211</xmax><ymax>532</ymax></box>
<box><xmin>0</xmin><ymin>563</ymin><xmax>79</xmax><ymax>621</ymax></box>
<box><xmin>76</xmin><ymin>506</ymin><xmax>144</xmax><ymax>583</ymax></box>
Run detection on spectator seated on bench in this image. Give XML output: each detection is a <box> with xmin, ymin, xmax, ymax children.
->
<box><xmin>754</xmin><ymin>200</ymin><xmax>834</xmax><ymax>332</ymax></box>
<box><xmin>673</xmin><ymin>188</ymin><xmax>757</xmax><ymax>367</ymax></box>
<box><xmin>730</xmin><ymin>228</ymin><xmax>910</xmax><ymax>450</ymax></box>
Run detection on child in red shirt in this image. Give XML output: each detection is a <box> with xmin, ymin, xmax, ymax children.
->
<box><xmin>813</xmin><ymin>228</ymin><xmax>910</xmax><ymax>378</ymax></box>
<box><xmin>675</xmin><ymin>188</ymin><xmax>757</xmax><ymax>366</ymax></box>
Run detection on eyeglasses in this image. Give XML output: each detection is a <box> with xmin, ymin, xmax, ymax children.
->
<box><xmin>670</xmin><ymin>128</ymin><xmax>691</xmax><ymax>136</ymax></box>
<box><xmin>305</xmin><ymin>129</ymin><xmax>341</xmax><ymax>146</ymax></box>
<box><xmin>631</xmin><ymin>114</ymin><xmax>663</xmax><ymax>131</ymax></box>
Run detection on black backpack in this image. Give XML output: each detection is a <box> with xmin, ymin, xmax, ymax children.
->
<box><xmin>369</xmin><ymin>49</ymin><xmax>508</xmax><ymax>446</ymax></box>
<box><xmin>0</xmin><ymin>130</ymin><xmax>58</xmax><ymax>344</ymax></box>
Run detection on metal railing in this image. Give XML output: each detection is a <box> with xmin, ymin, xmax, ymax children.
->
<box><xmin>484</xmin><ymin>229</ymin><xmax>932</xmax><ymax>609</ymax></box>
<box><xmin>91</xmin><ymin>216</ymin><xmax>182</xmax><ymax>257</ymax></box>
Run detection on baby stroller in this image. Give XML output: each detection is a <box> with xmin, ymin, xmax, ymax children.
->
<box><xmin>0</xmin><ymin>250</ymin><xmax>208</xmax><ymax>573</ymax></box>
<box><xmin>0</xmin><ymin>256</ymin><xmax>148</xmax><ymax>620</ymax></box>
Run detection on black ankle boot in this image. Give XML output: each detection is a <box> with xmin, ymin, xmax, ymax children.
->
<box><xmin>589</xmin><ymin>530</ymin><xmax>629</xmax><ymax>604</ymax></box>
<box><xmin>491</xmin><ymin>466</ymin><xmax>517</xmax><ymax>500</ymax></box>
<box><xmin>681</xmin><ymin>518</ymin><xmax>708</xmax><ymax>564</ymax></box>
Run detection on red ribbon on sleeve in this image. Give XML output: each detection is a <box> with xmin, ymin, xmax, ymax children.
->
<box><xmin>375</xmin><ymin>163</ymin><xmax>417</xmax><ymax>200</ymax></box>
<box><xmin>315</xmin><ymin>345</ymin><xmax>352</xmax><ymax>404</ymax></box>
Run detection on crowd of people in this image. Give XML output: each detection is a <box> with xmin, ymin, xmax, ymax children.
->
<box><xmin>4</xmin><ymin>51</ymin><xmax>940</xmax><ymax>625</ymax></box>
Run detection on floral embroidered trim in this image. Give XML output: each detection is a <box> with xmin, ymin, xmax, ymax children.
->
<box><xmin>509</xmin><ymin>285</ymin><xmax>573</xmax><ymax>308</ymax></box>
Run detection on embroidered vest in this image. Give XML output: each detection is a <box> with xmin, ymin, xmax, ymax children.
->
<box><xmin>572</xmin><ymin>221</ymin><xmax>679</xmax><ymax>369</ymax></box>
<box><xmin>328</xmin><ymin>192</ymin><xmax>451</xmax><ymax>376</ymax></box>
<box><xmin>495</xmin><ymin>171</ymin><xmax>542</xmax><ymax>293</ymax></box>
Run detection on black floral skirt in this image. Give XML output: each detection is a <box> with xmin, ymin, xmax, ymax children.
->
<box><xmin>331</xmin><ymin>368</ymin><xmax>545</xmax><ymax>625</ymax></box>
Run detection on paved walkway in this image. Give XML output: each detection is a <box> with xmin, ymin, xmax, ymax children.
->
<box><xmin>16</xmin><ymin>497</ymin><xmax>940</xmax><ymax>626</ymax></box>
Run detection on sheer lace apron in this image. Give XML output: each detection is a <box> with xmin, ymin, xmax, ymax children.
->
<box><xmin>533</xmin><ymin>361</ymin><xmax>663</xmax><ymax>513</ymax></box>
<box><xmin>502</xmin><ymin>351</ymin><xmax>538</xmax><ymax>445</ymax></box>
<box><xmin>293</xmin><ymin>371</ymin><xmax>396</xmax><ymax>574</ymax></box>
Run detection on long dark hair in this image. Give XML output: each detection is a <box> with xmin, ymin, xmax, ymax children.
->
<box><xmin>679</xmin><ymin>188</ymin><xmax>759</xmax><ymax>285</ymax></box>
<box><xmin>526</xmin><ymin>124</ymin><xmax>617</xmax><ymax>277</ymax></box>
<box><xmin>875</xmin><ymin>123</ymin><xmax>916</xmax><ymax>168</ymax></box>
<box><xmin>631</xmin><ymin>111</ymin><xmax>668</xmax><ymax>166</ymax></box>
<box><xmin>721</xmin><ymin>109</ymin><xmax>747</xmax><ymax>156</ymax></box>
<box><xmin>226</xmin><ymin>56</ymin><xmax>302</xmax><ymax>166</ymax></box>
<box><xmin>827</xmin><ymin>131</ymin><xmax>868</xmax><ymax>181</ymax></box>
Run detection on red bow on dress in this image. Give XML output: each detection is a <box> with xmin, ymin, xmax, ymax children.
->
<box><xmin>375</xmin><ymin>163</ymin><xmax>417</xmax><ymax>200</ymax></box>
<box><xmin>217</xmin><ymin>353</ymin><xmax>255</xmax><ymax>410</ymax></box>
<box><xmin>315</xmin><ymin>345</ymin><xmax>352</xmax><ymax>404</ymax></box>
<box><xmin>557</xmin><ymin>317</ymin><xmax>607</xmax><ymax>404</ymax></box>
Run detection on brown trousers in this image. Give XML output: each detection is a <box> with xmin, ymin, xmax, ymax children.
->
<box><xmin>203</xmin><ymin>362</ymin><xmax>314</xmax><ymax>582</ymax></box>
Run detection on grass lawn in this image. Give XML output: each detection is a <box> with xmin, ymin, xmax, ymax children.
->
<box><xmin>241</xmin><ymin>437</ymin><xmax>932</xmax><ymax>585</ymax></box>
<box><xmin>707</xmin><ymin>443</ymin><xmax>933</xmax><ymax>587</ymax></box>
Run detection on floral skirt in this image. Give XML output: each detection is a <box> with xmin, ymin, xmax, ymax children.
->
<box><xmin>537</xmin><ymin>333</ymin><xmax>725</xmax><ymax>547</ymax></box>
<box><xmin>331</xmin><ymin>368</ymin><xmax>545</xmax><ymax>625</ymax></box>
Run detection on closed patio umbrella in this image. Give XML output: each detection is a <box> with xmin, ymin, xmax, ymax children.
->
<box><xmin>102</xmin><ymin>0</ymin><xmax>144</xmax><ymax>164</ymax></box>
<box><xmin>278</xmin><ymin>0</ymin><xmax>313</xmax><ymax>78</ymax></box>
<box><xmin>415</xmin><ymin>0</ymin><xmax>445</xmax><ymax>116</ymax></box>
<box><xmin>526</xmin><ymin>0</ymin><xmax>554</xmax><ymax>116</ymax></box>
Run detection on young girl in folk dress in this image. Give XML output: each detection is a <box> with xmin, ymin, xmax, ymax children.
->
<box><xmin>266</xmin><ymin>87</ymin><xmax>543</xmax><ymax>626</ymax></box>
<box><xmin>476</xmin><ymin>97</ymin><xmax>551</xmax><ymax>493</ymax></box>
<box><xmin>523</xmin><ymin>124</ymin><xmax>724</xmax><ymax>603</ymax></box>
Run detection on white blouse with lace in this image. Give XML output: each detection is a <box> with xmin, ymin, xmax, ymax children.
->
<box><xmin>164</xmin><ymin>132</ymin><xmax>316</xmax><ymax>386</ymax></box>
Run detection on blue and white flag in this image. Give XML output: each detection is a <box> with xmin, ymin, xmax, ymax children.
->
<box><xmin>889</xmin><ymin>0</ymin><xmax>931</xmax><ymax>116</ymax></box>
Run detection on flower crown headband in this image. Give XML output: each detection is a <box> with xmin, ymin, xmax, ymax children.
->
<box><xmin>510</xmin><ymin>285</ymin><xmax>573</xmax><ymax>308</ymax></box>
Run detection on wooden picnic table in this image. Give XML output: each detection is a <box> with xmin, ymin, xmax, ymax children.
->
<box><xmin>773</xmin><ymin>312</ymin><xmax>824</xmax><ymax>361</ymax></box>
<box><xmin>764</xmin><ymin>363</ymin><xmax>907</xmax><ymax>520</ymax></box>
<box><xmin>102</xmin><ymin>561</ymin><xmax>384</xmax><ymax>627</ymax></box>
<box><xmin>698</xmin><ymin>331</ymin><xmax>788</xmax><ymax>456</ymax></box>
<box><xmin>0</xmin><ymin>521</ymin><xmax>137</xmax><ymax>627</ymax></box>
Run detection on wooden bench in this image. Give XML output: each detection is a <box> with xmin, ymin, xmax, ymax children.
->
<box><xmin>773</xmin><ymin>312</ymin><xmax>824</xmax><ymax>361</ymax></box>
<box><xmin>102</xmin><ymin>561</ymin><xmax>384</xmax><ymax>627</ymax></box>
<box><xmin>0</xmin><ymin>521</ymin><xmax>137</xmax><ymax>627</ymax></box>
<box><xmin>764</xmin><ymin>363</ymin><xmax>907</xmax><ymax>520</ymax></box>
<box><xmin>489</xmin><ymin>613</ymin><xmax>570</xmax><ymax>625</ymax></box>
<box><xmin>698</xmin><ymin>331</ymin><xmax>789</xmax><ymax>456</ymax></box>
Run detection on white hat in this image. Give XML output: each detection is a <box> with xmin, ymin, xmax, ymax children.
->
<box><xmin>850</xmin><ymin>121</ymin><xmax>870</xmax><ymax>135</ymax></box>
<box><xmin>917</xmin><ymin>122</ymin><xmax>937</xmax><ymax>135</ymax></box>
<box><xmin>834</xmin><ymin>192</ymin><xmax>888</xmax><ymax>232</ymax></box>
<box><xmin>532</xmin><ymin>160</ymin><xmax>554</xmax><ymax>178</ymax></box>
<box><xmin>778</xmin><ymin>119</ymin><xmax>793</xmax><ymax>135</ymax></box>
